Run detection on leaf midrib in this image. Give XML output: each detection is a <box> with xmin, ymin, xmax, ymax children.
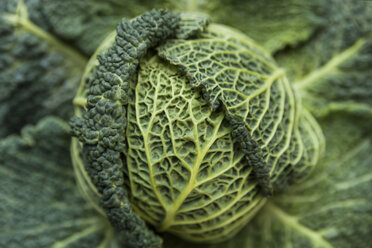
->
<box><xmin>294</xmin><ymin>35</ymin><xmax>368</xmax><ymax>90</ymax></box>
<box><xmin>266</xmin><ymin>202</ymin><xmax>334</xmax><ymax>248</ymax></box>
<box><xmin>4</xmin><ymin>1</ymin><xmax>88</xmax><ymax>67</ymax></box>
<box><xmin>158</xmin><ymin>101</ymin><xmax>225</xmax><ymax>231</ymax></box>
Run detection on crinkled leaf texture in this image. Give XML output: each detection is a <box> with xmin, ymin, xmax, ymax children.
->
<box><xmin>70</xmin><ymin>9</ymin><xmax>325</xmax><ymax>243</ymax></box>
<box><xmin>158</xmin><ymin>24</ymin><xmax>324</xmax><ymax>192</ymax></box>
<box><xmin>125</xmin><ymin>56</ymin><xmax>266</xmax><ymax>242</ymax></box>
<box><xmin>163</xmin><ymin>116</ymin><xmax>372</xmax><ymax>248</ymax></box>
<box><xmin>1</xmin><ymin>0</ymin><xmax>369</xmax><ymax>247</ymax></box>
<box><xmin>239</xmin><ymin>117</ymin><xmax>372</xmax><ymax>248</ymax></box>
<box><xmin>70</xmin><ymin>10</ymin><xmax>189</xmax><ymax>248</ymax></box>
<box><xmin>0</xmin><ymin>117</ymin><xmax>121</xmax><ymax>248</ymax></box>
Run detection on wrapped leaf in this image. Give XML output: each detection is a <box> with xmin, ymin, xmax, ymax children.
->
<box><xmin>163</xmin><ymin>115</ymin><xmax>372</xmax><ymax>248</ymax></box>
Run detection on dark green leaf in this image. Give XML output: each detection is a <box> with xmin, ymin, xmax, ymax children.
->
<box><xmin>0</xmin><ymin>1</ymin><xmax>86</xmax><ymax>137</ymax></box>
<box><xmin>277</xmin><ymin>0</ymin><xmax>372</xmax><ymax>117</ymax></box>
<box><xmin>0</xmin><ymin>117</ymin><xmax>120</xmax><ymax>248</ymax></box>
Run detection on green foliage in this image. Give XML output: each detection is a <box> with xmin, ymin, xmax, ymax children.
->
<box><xmin>192</xmin><ymin>0</ymin><xmax>325</xmax><ymax>53</ymax></box>
<box><xmin>1</xmin><ymin>0</ymin><xmax>372</xmax><ymax>247</ymax></box>
<box><xmin>0</xmin><ymin>117</ymin><xmax>122</xmax><ymax>248</ymax></box>
<box><xmin>159</xmin><ymin>24</ymin><xmax>324</xmax><ymax>193</ymax></box>
<box><xmin>0</xmin><ymin>0</ymin><xmax>169</xmax><ymax>138</ymax></box>
<box><xmin>233</xmin><ymin>116</ymin><xmax>372</xmax><ymax>248</ymax></box>
<box><xmin>70</xmin><ymin>10</ymin><xmax>184</xmax><ymax>248</ymax></box>
<box><xmin>125</xmin><ymin>56</ymin><xmax>266</xmax><ymax>242</ymax></box>
<box><xmin>71</xmin><ymin>8</ymin><xmax>324</xmax><ymax>244</ymax></box>
<box><xmin>276</xmin><ymin>0</ymin><xmax>372</xmax><ymax>117</ymax></box>
<box><xmin>0</xmin><ymin>1</ymin><xmax>86</xmax><ymax>138</ymax></box>
<box><xmin>162</xmin><ymin>115</ymin><xmax>372</xmax><ymax>248</ymax></box>
<box><xmin>31</xmin><ymin>0</ymin><xmax>168</xmax><ymax>55</ymax></box>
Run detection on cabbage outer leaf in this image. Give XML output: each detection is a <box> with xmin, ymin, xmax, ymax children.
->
<box><xmin>189</xmin><ymin>0</ymin><xmax>324</xmax><ymax>53</ymax></box>
<box><xmin>277</xmin><ymin>0</ymin><xmax>372</xmax><ymax>118</ymax></box>
<box><xmin>0</xmin><ymin>117</ymin><xmax>120</xmax><ymax>248</ymax></box>
<box><xmin>0</xmin><ymin>1</ymin><xmax>86</xmax><ymax>137</ymax></box>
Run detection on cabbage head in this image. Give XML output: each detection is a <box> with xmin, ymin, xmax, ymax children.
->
<box><xmin>70</xmin><ymin>10</ymin><xmax>324</xmax><ymax>244</ymax></box>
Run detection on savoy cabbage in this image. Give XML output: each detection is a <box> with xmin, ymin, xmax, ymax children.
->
<box><xmin>0</xmin><ymin>0</ymin><xmax>371</xmax><ymax>248</ymax></box>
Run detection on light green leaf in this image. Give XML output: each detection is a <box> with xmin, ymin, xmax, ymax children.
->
<box><xmin>125</xmin><ymin>56</ymin><xmax>266</xmax><ymax>242</ymax></box>
<box><xmin>237</xmin><ymin>116</ymin><xmax>372</xmax><ymax>248</ymax></box>
<box><xmin>0</xmin><ymin>117</ymin><xmax>120</xmax><ymax>248</ymax></box>
<box><xmin>158</xmin><ymin>23</ymin><xmax>324</xmax><ymax>192</ymax></box>
<box><xmin>164</xmin><ymin>114</ymin><xmax>372</xmax><ymax>248</ymax></box>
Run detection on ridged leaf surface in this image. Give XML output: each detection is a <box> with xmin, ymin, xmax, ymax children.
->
<box><xmin>125</xmin><ymin>57</ymin><xmax>265</xmax><ymax>242</ymax></box>
<box><xmin>158</xmin><ymin>24</ymin><xmax>324</xmax><ymax>190</ymax></box>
